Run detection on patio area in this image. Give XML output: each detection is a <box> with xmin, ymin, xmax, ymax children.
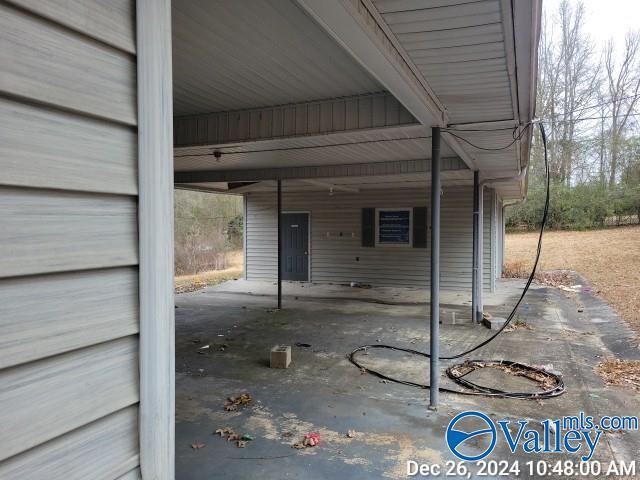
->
<box><xmin>175</xmin><ymin>278</ymin><xmax>640</xmax><ymax>479</ymax></box>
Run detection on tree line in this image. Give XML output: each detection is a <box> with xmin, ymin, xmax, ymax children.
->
<box><xmin>507</xmin><ymin>0</ymin><xmax>640</xmax><ymax>230</ymax></box>
<box><xmin>174</xmin><ymin>189</ymin><xmax>243</xmax><ymax>275</ymax></box>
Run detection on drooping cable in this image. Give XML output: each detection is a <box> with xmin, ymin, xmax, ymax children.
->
<box><xmin>174</xmin><ymin>135</ymin><xmax>433</xmax><ymax>158</ymax></box>
<box><xmin>349</xmin><ymin>122</ymin><xmax>561</xmax><ymax>399</ymax></box>
<box><xmin>441</xmin><ymin>123</ymin><xmax>532</xmax><ymax>151</ymax></box>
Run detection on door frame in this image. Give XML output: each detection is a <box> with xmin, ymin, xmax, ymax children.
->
<box><xmin>281</xmin><ymin>210</ymin><xmax>311</xmax><ymax>282</ymax></box>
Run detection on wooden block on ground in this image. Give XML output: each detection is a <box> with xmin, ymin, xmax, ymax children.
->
<box><xmin>482</xmin><ymin>316</ymin><xmax>507</xmax><ymax>330</ymax></box>
<box><xmin>270</xmin><ymin>345</ymin><xmax>291</xmax><ymax>369</ymax></box>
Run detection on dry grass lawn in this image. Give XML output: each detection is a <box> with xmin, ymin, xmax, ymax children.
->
<box><xmin>596</xmin><ymin>358</ymin><xmax>640</xmax><ymax>391</ymax></box>
<box><xmin>175</xmin><ymin>250</ymin><xmax>243</xmax><ymax>294</ymax></box>
<box><xmin>505</xmin><ymin>226</ymin><xmax>640</xmax><ymax>334</ymax></box>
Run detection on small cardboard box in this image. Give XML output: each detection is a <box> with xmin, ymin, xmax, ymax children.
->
<box><xmin>270</xmin><ymin>345</ymin><xmax>291</xmax><ymax>369</ymax></box>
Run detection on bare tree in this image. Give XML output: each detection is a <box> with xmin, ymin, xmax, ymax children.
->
<box><xmin>174</xmin><ymin>189</ymin><xmax>244</xmax><ymax>275</ymax></box>
<box><xmin>537</xmin><ymin>0</ymin><xmax>601</xmax><ymax>185</ymax></box>
<box><xmin>604</xmin><ymin>31</ymin><xmax>640</xmax><ymax>188</ymax></box>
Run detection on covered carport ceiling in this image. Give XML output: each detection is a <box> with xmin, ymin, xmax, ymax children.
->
<box><xmin>178</xmin><ymin>169</ymin><xmax>474</xmax><ymax>194</ymax></box>
<box><xmin>171</xmin><ymin>0</ymin><xmax>540</xmax><ymax>201</ymax></box>
<box><xmin>174</xmin><ymin>124</ymin><xmax>455</xmax><ymax>172</ymax></box>
<box><xmin>372</xmin><ymin>0</ymin><xmax>518</xmax><ymax>124</ymax></box>
<box><xmin>172</xmin><ymin>0</ymin><xmax>385</xmax><ymax>115</ymax></box>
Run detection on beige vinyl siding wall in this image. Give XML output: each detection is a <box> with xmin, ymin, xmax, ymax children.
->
<box><xmin>484</xmin><ymin>188</ymin><xmax>495</xmax><ymax>292</ymax></box>
<box><xmin>245</xmin><ymin>186</ymin><xmax>495</xmax><ymax>291</ymax></box>
<box><xmin>0</xmin><ymin>2</ymin><xmax>140</xmax><ymax>479</ymax></box>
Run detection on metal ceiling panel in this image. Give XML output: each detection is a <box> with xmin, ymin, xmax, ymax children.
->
<box><xmin>443</xmin><ymin>128</ymin><xmax>521</xmax><ymax>177</ymax></box>
<box><xmin>175</xmin><ymin>138</ymin><xmax>454</xmax><ymax>172</ymax></box>
<box><xmin>375</xmin><ymin>0</ymin><xmax>493</xmax><ymax>13</ymax></box>
<box><xmin>184</xmin><ymin>169</ymin><xmax>473</xmax><ymax>194</ymax></box>
<box><xmin>174</xmin><ymin>125</ymin><xmax>462</xmax><ymax>173</ymax></box>
<box><xmin>398</xmin><ymin>23</ymin><xmax>504</xmax><ymax>48</ymax></box>
<box><xmin>372</xmin><ymin>0</ymin><xmax>515</xmax><ymax>124</ymax></box>
<box><xmin>172</xmin><ymin>0</ymin><xmax>384</xmax><ymax>116</ymax></box>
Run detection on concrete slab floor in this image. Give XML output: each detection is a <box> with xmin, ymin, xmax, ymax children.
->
<box><xmin>175</xmin><ymin>277</ymin><xmax>640</xmax><ymax>479</ymax></box>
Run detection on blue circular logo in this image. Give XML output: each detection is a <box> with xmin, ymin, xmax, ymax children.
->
<box><xmin>446</xmin><ymin>411</ymin><xmax>497</xmax><ymax>461</ymax></box>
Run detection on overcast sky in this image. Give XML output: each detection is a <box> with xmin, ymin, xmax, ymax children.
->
<box><xmin>545</xmin><ymin>0</ymin><xmax>640</xmax><ymax>47</ymax></box>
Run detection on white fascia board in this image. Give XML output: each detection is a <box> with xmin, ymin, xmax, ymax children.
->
<box><xmin>500</xmin><ymin>0</ymin><xmax>521</xmax><ymax>122</ymax></box>
<box><xmin>295</xmin><ymin>0</ymin><xmax>478</xmax><ymax>171</ymax></box>
<box><xmin>295</xmin><ymin>0</ymin><xmax>444</xmax><ymax>128</ymax></box>
<box><xmin>514</xmin><ymin>0</ymin><xmax>542</xmax><ymax>198</ymax></box>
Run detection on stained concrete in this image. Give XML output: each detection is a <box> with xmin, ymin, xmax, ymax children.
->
<box><xmin>175</xmin><ymin>276</ymin><xmax>640</xmax><ymax>479</ymax></box>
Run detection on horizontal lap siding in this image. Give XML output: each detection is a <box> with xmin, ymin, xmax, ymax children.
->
<box><xmin>0</xmin><ymin>188</ymin><xmax>138</xmax><ymax>278</ymax></box>
<box><xmin>0</xmin><ymin>337</ymin><xmax>139</xmax><ymax>462</ymax></box>
<box><xmin>0</xmin><ymin>268</ymin><xmax>138</xmax><ymax>369</ymax></box>
<box><xmin>117</xmin><ymin>468</ymin><xmax>143</xmax><ymax>480</ymax></box>
<box><xmin>245</xmin><ymin>186</ymin><xmax>493</xmax><ymax>290</ymax></box>
<box><xmin>484</xmin><ymin>188</ymin><xmax>494</xmax><ymax>291</ymax></box>
<box><xmin>0</xmin><ymin>4</ymin><xmax>136</xmax><ymax>125</ymax></box>
<box><xmin>0</xmin><ymin>98</ymin><xmax>137</xmax><ymax>195</ymax></box>
<box><xmin>0</xmin><ymin>406</ymin><xmax>139</xmax><ymax>480</ymax></box>
<box><xmin>0</xmin><ymin>2</ymin><xmax>140</xmax><ymax>478</ymax></box>
<box><xmin>4</xmin><ymin>0</ymin><xmax>136</xmax><ymax>53</ymax></box>
<box><xmin>497</xmin><ymin>198</ymin><xmax>505</xmax><ymax>277</ymax></box>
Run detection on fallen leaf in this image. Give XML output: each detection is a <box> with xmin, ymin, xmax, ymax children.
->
<box><xmin>237</xmin><ymin>441</ymin><xmax>247</xmax><ymax>448</ymax></box>
<box><xmin>215</xmin><ymin>426</ymin><xmax>234</xmax><ymax>437</ymax></box>
<box><xmin>224</xmin><ymin>392</ymin><xmax>252</xmax><ymax>411</ymax></box>
<box><xmin>190</xmin><ymin>442</ymin><xmax>205</xmax><ymax>450</ymax></box>
<box><xmin>597</xmin><ymin>358</ymin><xmax>640</xmax><ymax>392</ymax></box>
<box><xmin>347</xmin><ymin>429</ymin><xmax>356</xmax><ymax>438</ymax></box>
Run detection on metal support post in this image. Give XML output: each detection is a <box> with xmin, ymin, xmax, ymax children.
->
<box><xmin>429</xmin><ymin>126</ymin><xmax>441</xmax><ymax>409</ymax></box>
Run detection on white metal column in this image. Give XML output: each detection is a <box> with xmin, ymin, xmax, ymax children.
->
<box><xmin>137</xmin><ymin>0</ymin><xmax>175</xmax><ymax>477</ymax></box>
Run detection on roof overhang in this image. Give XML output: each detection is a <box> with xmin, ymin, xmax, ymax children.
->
<box><xmin>172</xmin><ymin>0</ymin><xmax>542</xmax><ymax>201</ymax></box>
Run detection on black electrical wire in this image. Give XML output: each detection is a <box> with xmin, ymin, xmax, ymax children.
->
<box><xmin>349</xmin><ymin>122</ymin><xmax>564</xmax><ymax>399</ymax></box>
<box><xmin>174</xmin><ymin>135</ymin><xmax>432</xmax><ymax>158</ymax></box>
<box><xmin>348</xmin><ymin>348</ymin><xmax>565</xmax><ymax>399</ymax></box>
<box><xmin>441</xmin><ymin>123</ymin><xmax>532</xmax><ymax>151</ymax></box>
<box><xmin>176</xmin><ymin>121</ymin><xmax>540</xmax><ymax>160</ymax></box>
<box><xmin>446</xmin><ymin>359</ymin><xmax>564</xmax><ymax>399</ymax></box>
